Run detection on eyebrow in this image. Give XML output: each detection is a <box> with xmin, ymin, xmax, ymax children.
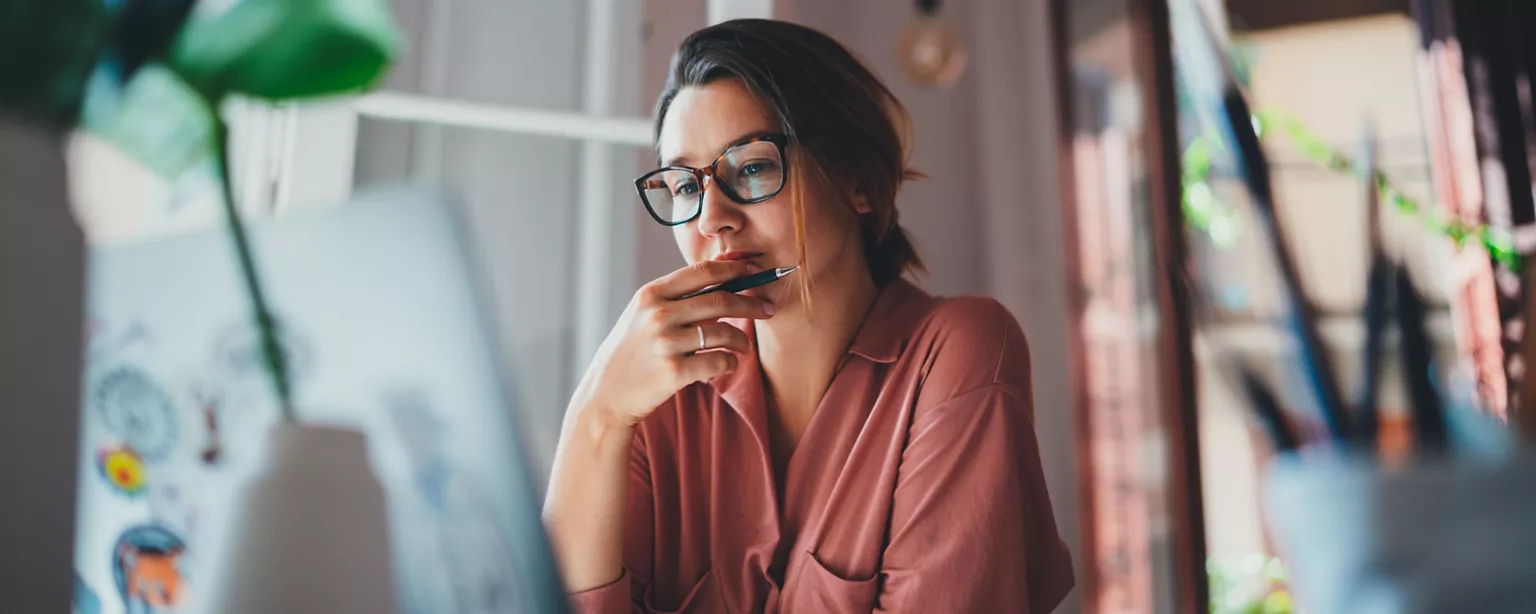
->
<box><xmin>660</xmin><ymin>129</ymin><xmax>779</xmax><ymax>168</ymax></box>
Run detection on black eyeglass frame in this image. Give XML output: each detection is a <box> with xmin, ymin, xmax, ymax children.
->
<box><xmin>633</xmin><ymin>132</ymin><xmax>791</xmax><ymax>227</ymax></box>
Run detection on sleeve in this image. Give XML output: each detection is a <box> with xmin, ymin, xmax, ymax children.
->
<box><xmin>875</xmin><ymin>325</ymin><xmax>1075</xmax><ymax>613</ymax></box>
<box><xmin>566</xmin><ymin>426</ymin><xmax>655</xmax><ymax>614</ymax></box>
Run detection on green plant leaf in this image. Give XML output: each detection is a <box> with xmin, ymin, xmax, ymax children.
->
<box><xmin>169</xmin><ymin>0</ymin><xmax>403</xmax><ymax>100</ymax></box>
<box><xmin>81</xmin><ymin>62</ymin><xmax>215</xmax><ymax>179</ymax></box>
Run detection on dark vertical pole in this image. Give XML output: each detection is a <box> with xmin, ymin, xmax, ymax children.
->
<box><xmin>1052</xmin><ymin>0</ymin><xmax>1209</xmax><ymax>610</ymax></box>
<box><xmin>1128</xmin><ymin>0</ymin><xmax>1209</xmax><ymax>611</ymax></box>
<box><xmin>1045</xmin><ymin>0</ymin><xmax>1097</xmax><ymax>610</ymax></box>
<box><xmin>1413</xmin><ymin>0</ymin><xmax>1536</xmax><ymax>421</ymax></box>
<box><xmin>0</xmin><ymin>119</ymin><xmax>83</xmax><ymax>614</ymax></box>
<box><xmin>1451</xmin><ymin>0</ymin><xmax>1536</xmax><ymax>414</ymax></box>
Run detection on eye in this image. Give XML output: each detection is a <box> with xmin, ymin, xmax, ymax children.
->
<box><xmin>740</xmin><ymin>160</ymin><xmax>778</xmax><ymax>176</ymax></box>
<box><xmin>673</xmin><ymin>180</ymin><xmax>701</xmax><ymax>197</ymax></box>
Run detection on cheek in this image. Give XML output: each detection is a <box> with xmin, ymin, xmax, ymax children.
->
<box><xmin>798</xmin><ymin>194</ymin><xmax>859</xmax><ymax>247</ymax></box>
<box><xmin>673</xmin><ymin>225</ymin><xmax>704</xmax><ymax>264</ymax></box>
<box><xmin>752</xmin><ymin>200</ymin><xmax>797</xmax><ymax>243</ymax></box>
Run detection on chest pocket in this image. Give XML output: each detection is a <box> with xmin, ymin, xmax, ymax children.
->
<box><xmin>783</xmin><ymin>551</ymin><xmax>880</xmax><ymax>613</ymax></box>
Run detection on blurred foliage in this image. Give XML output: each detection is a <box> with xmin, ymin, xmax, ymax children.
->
<box><xmin>0</xmin><ymin>0</ymin><xmax>111</xmax><ymax>126</ymax></box>
<box><xmin>1175</xmin><ymin>36</ymin><xmax>1517</xmax><ymax>269</ymax></box>
<box><xmin>1257</xmin><ymin>111</ymin><xmax>1518</xmax><ymax>269</ymax></box>
<box><xmin>1</xmin><ymin>0</ymin><xmax>402</xmax><ymax>423</ymax></box>
<box><xmin>2</xmin><ymin>0</ymin><xmax>401</xmax><ymax>176</ymax></box>
<box><xmin>1182</xmin><ymin>111</ymin><xmax>1518</xmax><ymax>269</ymax></box>
<box><xmin>1209</xmin><ymin>554</ymin><xmax>1294</xmax><ymax>614</ymax></box>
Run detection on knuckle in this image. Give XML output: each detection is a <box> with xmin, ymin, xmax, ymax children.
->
<box><xmin>662</xmin><ymin>358</ymin><xmax>684</xmax><ymax>380</ymax></box>
<box><xmin>637</xmin><ymin>283</ymin><xmax>663</xmax><ymax>304</ymax></box>
<box><xmin>645</xmin><ymin>306</ymin><xmax>673</xmax><ymax>327</ymax></box>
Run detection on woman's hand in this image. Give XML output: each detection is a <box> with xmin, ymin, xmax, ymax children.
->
<box><xmin>570</xmin><ymin>259</ymin><xmax>776</xmax><ymax>426</ymax></box>
<box><xmin>545</xmin><ymin>259</ymin><xmax>772</xmax><ymax>593</ymax></box>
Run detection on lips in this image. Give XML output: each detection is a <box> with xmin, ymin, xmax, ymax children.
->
<box><xmin>711</xmin><ymin>250</ymin><xmax>765</xmax><ymax>263</ymax></box>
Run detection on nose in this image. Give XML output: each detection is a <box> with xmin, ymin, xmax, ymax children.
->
<box><xmin>695</xmin><ymin>175</ymin><xmax>744</xmax><ymax>238</ymax></box>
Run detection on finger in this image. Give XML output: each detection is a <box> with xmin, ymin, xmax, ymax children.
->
<box><xmin>661</xmin><ymin>290</ymin><xmax>775</xmax><ymax>326</ymax></box>
<box><xmin>666</xmin><ymin>322</ymin><xmax>751</xmax><ymax>356</ymax></box>
<box><xmin>649</xmin><ymin>260</ymin><xmax>765</xmax><ymax>300</ymax></box>
<box><xmin>675</xmin><ymin>350</ymin><xmax>740</xmax><ymax>383</ymax></box>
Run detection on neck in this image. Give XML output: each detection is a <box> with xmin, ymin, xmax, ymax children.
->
<box><xmin>754</xmin><ymin>262</ymin><xmax>881</xmax><ymax>416</ymax></box>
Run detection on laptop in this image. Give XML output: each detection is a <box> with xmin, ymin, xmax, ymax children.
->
<box><xmin>75</xmin><ymin>187</ymin><xmax>568</xmax><ymax>614</ymax></box>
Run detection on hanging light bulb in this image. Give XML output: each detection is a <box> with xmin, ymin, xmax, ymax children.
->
<box><xmin>898</xmin><ymin>0</ymin><xmax>967</xmax><ymax>87</ymax></box>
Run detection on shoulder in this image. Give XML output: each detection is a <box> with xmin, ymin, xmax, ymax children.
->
<box><xmin>907</xmin><ymin>295</ymin><xmax>1032</xmax><ymax>405</ymax></box>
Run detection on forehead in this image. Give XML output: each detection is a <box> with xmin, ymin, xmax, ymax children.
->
<box><xmin>657</xmin><ymin>79</ymin><xmax>778</xmax><ymax>166</ymax></box>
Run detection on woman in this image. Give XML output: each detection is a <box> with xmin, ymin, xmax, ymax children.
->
<box><xmin>544</xmin><ymin>19</ymin><xmax>1074</xmax><ymax>613</ymax></box>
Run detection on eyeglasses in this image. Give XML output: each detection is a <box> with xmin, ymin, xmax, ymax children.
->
<box><xmin>634</xmin><ymin>133</ymin><xmax>789</xmax><ymax>226</ymax></box>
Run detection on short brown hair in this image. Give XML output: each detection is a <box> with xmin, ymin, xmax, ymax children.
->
<box><xmin>655</xmin><ymin>19</ymin><xmax>925</xmax><ymax>287</ymax></box>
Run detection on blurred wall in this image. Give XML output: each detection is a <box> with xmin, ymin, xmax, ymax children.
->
<box><xmin>353</xmin><ymin>1</ymin><xmax>645</xmax><ymax>488</ymax></box>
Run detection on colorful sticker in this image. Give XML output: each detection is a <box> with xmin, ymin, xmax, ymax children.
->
<box><xmin>113</xmin><ymin>525</ymin><xmax>188</xmax><ymax>613</ymax></box>
<box><xmin>93</xmin><ymin>367</ymin><xmax>179</xmax><ymax>463</ymax></box>
<box><xmin>194</xmin><ymin>389</ymin><xmax>222</xmax><ymax>466</ymax></box>
<box><xmin>97</xmin><ymin>444</ymin><xmax>147</xmax><ymax>497</ymax></box>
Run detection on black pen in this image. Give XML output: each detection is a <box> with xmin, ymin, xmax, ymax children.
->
<box><xmin>681</xmin><ymin>266</ymin><xmax>799</xmax><ymax>299</ymax></box>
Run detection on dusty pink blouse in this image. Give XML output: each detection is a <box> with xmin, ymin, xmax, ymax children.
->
<box><xmin>569</xmin><ymin>279</ymin><xmax>1074</xmax><ymax>613</ymax></box>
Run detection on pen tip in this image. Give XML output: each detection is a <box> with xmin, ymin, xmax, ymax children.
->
<box><xmin>777</xmin><ymin>266</ymin><xmax>799</xmax><ymax>276</ymax></box>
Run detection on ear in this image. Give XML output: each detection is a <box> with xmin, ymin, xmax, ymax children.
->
<box><xmin>849</xmin><ymin>189</ymin><xmax>873</xmax><ymax>214</ymax></box>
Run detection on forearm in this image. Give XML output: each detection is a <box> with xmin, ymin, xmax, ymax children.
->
<box><xmin>543</xmin><ymin>402</ymin><xmax>635</xmax><ymax>593</ymax></box>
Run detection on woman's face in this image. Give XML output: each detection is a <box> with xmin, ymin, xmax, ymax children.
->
<box><xmin>657</xmin><ymin>79</ymin><xmax>868</xmax><ymax>309</ymax></box>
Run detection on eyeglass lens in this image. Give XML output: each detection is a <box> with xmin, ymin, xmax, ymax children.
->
<box><xmin>640</xmin><ymin>140</ymin><xmax>784</xmax><ymax>225</ymax></box>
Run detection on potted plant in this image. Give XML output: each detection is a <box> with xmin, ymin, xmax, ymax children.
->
<box><xmin>1</xmin><ymin>1</ymin><xmax>402</xmax><ymax>610</ymax></box>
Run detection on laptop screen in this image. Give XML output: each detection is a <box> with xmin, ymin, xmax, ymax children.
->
<box><xmin>76</xmin><ymin>187</ymin><xmax>566</xmax><ymax>614</ymax></box>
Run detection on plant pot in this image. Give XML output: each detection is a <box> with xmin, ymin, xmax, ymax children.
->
<box><xmin>204</xmin><ymin>423</ymin><xmax>399</xmax><ymax>614</ymax></box>
<box><xmin>1264</xmin><ymin>455</ymin><xmax>1536</xmax><ymax>614</ymax></box>
<box><xmin>0</xmin><ymin>114</ymin><xmax>84</xmax><ymax>612</ymax></box>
